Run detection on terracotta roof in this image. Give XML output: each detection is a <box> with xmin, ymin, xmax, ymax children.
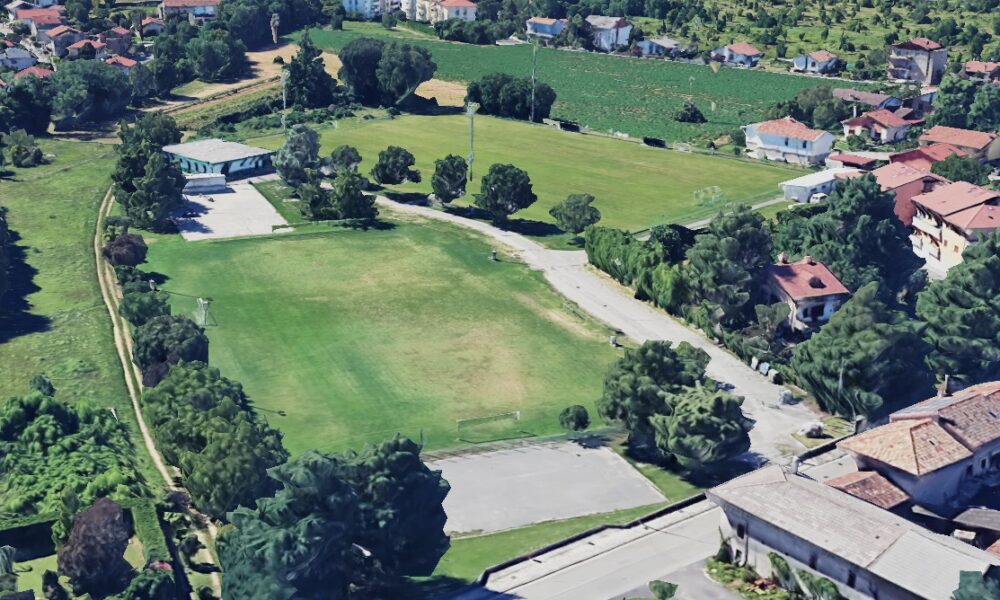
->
<box><xmin>840</xmin><ymin>419</ymin><xmax>973</xmax><ymax>476</ymax></box>
<box><xmin>768</xmin><ymin>256</ymin><xmax>849</xmax><ymax>300</ymax></box>
<box><xmin>988</xmin><ymin>539</ymin><xmax>1000</xmax><ymax>558</ymax></box>
<box><xmin>727</xmin><ymin>42</ymin><xmax>762</xmax><ymax>56</ymax></box>
<box><xmin>68</xmin><ymin>39</ymin><xmax>105</xmax><ymax>49</ymax></box>
<box><xmin>833</xmin><ymin>88</ymin><xmax>896</xmax><ymax>107</ymax></box>
<box><xmin>895</xmin><ymin>37</ymin><xmax>943</xmax><ymax>51</ymax></box>
<box><xmin>15</xmin><ymin>8</ymin><xmax>62</xmax><ymax>24</ymax></box>
<box><xmin>911</xmin><ymin>181</ymin><xmax>1000</xmax><ymax>217</ymax></box>
<box><xmin>107</xmin><ymin>25</ymin><xmax>130</xmax><ymax>35</ymax></box>
<box><xmin>892</xmin><ymin>382</ymin><xmax>1000</xmax><ymax>450</ymax></box>
<box><xmin>585</xmin><ymin>15</ymin><xmax>629</xmax><ymax>29</ymax></box>
<box><xmin>869</xmin><ymin>162</ymin><xmax>938</xmax><ymax>189</ymax></box>
<box><xmin>46</xmin><ymin>24</ymin><xmax>78</xmax><ymax>37</ymax></box>
<box><xmin>141</xmin><ymin>16</ymin><xmax>163</xmax><ymax>25</ymax></box>
<box><xmin>161</xmin><ymin>0</ymin><xmax>219</xmax><ymax>7</ymax></box>
<box><xmin>827</xmin><ymin>152</ymin><xmax>879</xmax><ymax>168</ymax></box>
<box><xmin>826</xmin><ymin>471</ymin><xmax>910</xmax><ymax>510</ymax></box>
<box><xmin>105</xmin><ymin>54</ymin><xmax>136</xmax><ymax>67</ymax></box>
<box><xmin>864</xmin><ymin>108</ymin><xmax>910</xmax><ymax>128</ymax></box>
<box><xmin>964</xmin><ymin>60</ymin><xmax>1000</xmax><ymax>75</ymax></box>
<box><xmin>889</xmin><ymin>144</ymin><xmax>966</xmax><ymax>172</ymax></box>
<box><xmin>752</xmin><ymin>116</ymin><xmax>827</xmax><ymax>142</ymax></box>
<box><xmin>438</xmin><ymin>0</ymin><xmax>475</xmax><ymax>6</ymax></box>
<box><xmin>946</xmin><ymin>204</ymin><xmax>1000</xmax><ymax>231</ymax></box>
<box><xmin>808</xmin><ymin>50</ymin><xmax>837</xmax><ymax>62</ymax></box>
<box><xmin>1</xmin><ymin>40</ymin><xmax>13</xmax><ymax>48</ymax></box>
<box><xmin>920</xmin><ymin>126</ymin><xmax>998</xmax><ymax>151</ymax></box>
<box><xmin>14</xmin><ymin>65</ymin><xmax>52</xmax><ymax>79</ymax></box>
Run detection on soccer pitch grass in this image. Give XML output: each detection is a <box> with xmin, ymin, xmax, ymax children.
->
<box><xmin>144</xmin><ymin>217</ymin><xmax>620</xmax><ymax>455</ymax></box>
<box><xmin>250</xmin><ymin>114</ymin><xmax>800</xmax><ymax>232</ymax></box>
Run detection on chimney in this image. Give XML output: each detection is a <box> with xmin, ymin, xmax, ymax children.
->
<box><xmin>938</xmin><ymin>374</ymin><xmax>951</xmax><ymax>397</ymax></box>
<box><xmin>778</xmin><ymin>252</ymin><xmax>789</xmax><ymax>264</ymax></box>
<box><xmin>804</xmin><ymin>255</ymin><xmax>815</xmax><ymax>265</ymax></box>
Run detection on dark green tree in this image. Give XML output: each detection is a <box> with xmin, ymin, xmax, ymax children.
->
<box><xmin>119</xmin><ymin>291</ymin><xmax>171</xmax><ymax>327</ymax></box>
<box><xmin>103</xmin><ymin>233</ymin><xmax>148</xmax><ymax>266</ymax></box>
<box><xmin>275</xmin><ymin>124</ymin><xmax>321</xmax><ymax>187</ymax></box>
<box><xmin>122</xmin><ymin>568</ymin><xmax>176</xmax><ymax>600</ymax></box>
<box><xmin>929</xmin><ymin>76</ymin><xmax>978</xmax><ymax>128</ymax></box>
<box><xmin>931</xmin><ymin>154</ymin><xmax>991</xmax><ymax>185</ymax></box>
<box><xmin>675</xmin><ymin>101</ymin><xmax>706</xmax><ymax>123</ymax></box>
<box><xmin>331</xmin><ymin>172</ymin><xmax>377</xmax><ymax>222</ymax></box>
<box><xmin>0</xmin><ymin>207</ymin><xmax>8</xmax><ymax>308</ymax></box>
<box><xmin>793</xmin><ymin>283</ymin><xmax>930</xmax><ymax>418</ymax></box>
<box><xmin>917</xmin><ymin>230</ymin><xmax>1000</xmax><ymax>386</ymax></box>
<box><xmin>685</xmin><ymin>205</ymin><xmax>772</xmax><ymax>329</ymax></box>
<box><xmin>969</xmin><ymin>83</ymin><xmax>1000</xmax><ymax>132</ymax></box>
<box><xmin>549</xmin><ymin>193</ymin><xmax>602</xmax><ymax>235</ymax></box>
<box><xmin>766</xmin><ymin>86</ymin><xmax>849</xmax><ymax>129</ymax></box>
<box><xmin>430</xmin><ymin>154</ymin><xmax>468</xmax><ymax>203</ymax></box>
<box><xmin>187</xmin><ymin>27</ymin><xmax>247</xmax><ymax>82</ymax></box>
<box><xmin>597</xmin><ymin>340</ymin><xmax>709</xmax><ymax>447</ymax></box>
<box><xmin>57</xmin><ymin>498</ymin><xmax>133</xmax><ymax>597</ymax></box>
<box><xmin>375</xmin><ymin>42</ymin><xmax>436</xmax><ymax>106</ymax></box>
<box><xmin>0</xmin><ymin>74</ymin><xmax>53</xmax><ymax>135</ymax></box>
<box><xmin>650</xmin><ymin>386</ymin><xmax>753</xmax><ymax>470</ymax></box>
<box><xmin>558</xmin><ymin>405</ymin><xmax>590</xmax><ymax>431</ymax></box>
<box><xmin>474</xmin><ymin>163</ymin><xmax>537</xmax><ymax>223</ymax></box>
<box><xmin>466</xmin><ymin>72</ymin><xmax>556</xmax><ymax>121</ymax></box>
<box><xmin>286</xmin><ymin>31</ymin><xmax>337</xmax><ymax>108</ymax></box>
<box><xmin>952</xmin><ymin>570</ymin><xmax>1000</xmax><ymax>600</ymax></box>
<box><xmin>328</xmin><ymin>145</ymin><xmax>363</xmax><ymax>176</ymax></box>
<box><xmin>338</xmin><ymin>37</ymin><xmax>386</xmax><ymax>106</ymax></box>
<box><xmin>298</xmin><ymin>172</ymin><xmax>338</xmax><ymax>220</ymax></box>
<box><xmin>371</xmin><ymin>145</ymin><xmax>420</xmax><ymax>184</ymax></box>
<box><xmin>132</xmin><ymin>315</ymin><xmax>209</xmax><ymax>384</ymax></box>
<box><xmin>118</xmin><ymin>154</ymin><xmax>186</xmax><ymax>231</ymax></box>
<box><xmin>50</xmin><ymin>60</ymin><xmax>130</xmax><ymax>129</ymax></box>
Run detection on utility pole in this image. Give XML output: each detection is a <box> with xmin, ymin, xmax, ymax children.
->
<box><xmin>280</xmin><ymin>70</ymin><xmax>289</xmax><ymax>134</ymax></box>
<box><xmin>466</xmin><ymin>101</ymin><xmax>479</xmax><ymax>181</ymax></box>
<box><xmin>530</xmin><ymin>42</ymin><xmax>538</xmax><ymax>123</ymax></box>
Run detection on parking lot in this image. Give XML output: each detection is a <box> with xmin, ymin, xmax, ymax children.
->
<box><xmin>173</xmin><ymin>181</ymin><xmax>290</xmax><ymax>241</ymax></box>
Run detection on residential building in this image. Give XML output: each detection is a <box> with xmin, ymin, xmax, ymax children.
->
<box><xmin>0</xmin><ymin>47</ymin><xmax>36</xmax><ymax>71</ymax></box>
<box><xmin>708</xmin><ymin>465</ymin><xmax>1000</xmax><ymax>600</ymax></box>
<box><xmin>157</xmin><ymin>0</ymin><xmax>219</xmax><ymax>20</ymax></box>
<box><xmin>742</xmin><ymin>117</ymin><xmax>834</xmax><ymax>166</ymax></box>
<box><xmin>825</xmin><ymin>471</ymin><xmax>911</xmax><ymax>512</ymax></box>
<box><xmin>963</xmin><ymin>60</ymin><xmax>1000</xmax><ymax>82</ymax></box>
<box><xmin>711</xmin><ymin>42</ymin><xmax>762</xmax><ymax>67</ymax></box>
<box><xmin>832</xmin><ymin>88</ymin><xmax>903</xmax><ymax>111</ymax></box>
<box><xmin>919</xmin><ymin>125</ymin><xmax>999</xmax><ymax>162</ymax></box>
<box><xmin>584</xmin><ymin>16</ymin><xmax>631</xmax><ymax>52</ymax></box>
<box><xmin>525</xmin><ymin>17</ymin><xmax>566</xmax><ymax>40</ymax></box>
<box><xmin>140</xmin><ymin>17</ymin><xmax>165</xmax><ymax>36</ymax></box>
<box><xmin>887</xmin><ymin>37</ymin><xmax>947</xmax><ymax>85</ymax></box>
<box><xmin>909</xmin><ymin>181</ymin><xmax>1000</xmax><ymax>270</ymax></box>
<box><xmin>839</xmin><ymin>162</ymin><xmax>947</xmax><ymax>227</ymax></box>
<box><xmin>162</xmin><ymin>139</ymin><xmax>274</xmax><ymax>177</ymax></box>
<box><xmin>841</xmin><ymin>108</ymin><xmax>912</xmax><ymax>144</ymax></box>
<box><xmin>46</xmin><ymin>25</ymin><xmax>84</xmax><ymax>57</ymax></box>
<box><xmin>343</xmin><ymin>0</ymin><xmax>399</xmax><ymax>19</ymax></box>
<box><xmin>791</xmin><ymin>49</ymin><xmax>839</xmax><ymax>74</ymax></box>
<box><xmin>15</xmin><ymin>7</ymin><xmax>64</xmax><ymax>38</ymax></box>
<box><xmin>428</xmin><ymin>0</ymin><xmax>475</xmax><ymax>23</ymax></box>
<box><xmin>14</xmin><ymin>65</ymin><xmax>53</xmax><ymax>79</ymax></box>
<box><xmin>765</xmin><ymin>255</ymin><xmax>850</xmax><ymax>331</ymax></box>
<box><xmin>779</xmin><ymin>167</ymin><xmax>861</xmax><ymax>203</ymax></box>
<box><xmin>66</xmin><ymin>39</ymin><xmax>107</xmax><ymax>60</ymax></box>
<box><xmin>889</xmin><ymin>143</ymin><xmax>966</xmax><ymax>173</ymax></box>
<box><xmin>636</xmin><ymin>36</ymin><xmax>692</xmax><ymax>58</ymax></box>
<box><xmin>841</xmin><ymin>381</ymin><xmax>1000</xmax><ymax>509</ymax></box>
<box><xmin>98</xmin><ymin>26</ymin><xmax>132</xmax><ymax>55</ymax></box>
<box><xmin>5</xmin><ymin>0</ymin><xmax>31</xmax><ymax>19</ymax></box>
<box><xmin>105</xmin><ymin>54</ymin><xmax>137</xmax><ymax>74</ymax></box>
<box><xmin>825</xmin><ymin>152</ymin><xmax>881</xmax><ymax>171</ymax></box>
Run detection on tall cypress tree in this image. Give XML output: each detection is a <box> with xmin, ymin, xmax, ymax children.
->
<box><xmin>286</xmin><ymin>31</ymin><xmax>337</xmax><ymax>108</ymax></box>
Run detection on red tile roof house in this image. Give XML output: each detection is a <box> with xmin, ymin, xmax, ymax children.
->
<box><xmin>742</xmin><ymin>117</ymin><xmax>835</xmax><ymax>166</ymax></box>
<box><xmin>839</xmin><ymin>162</ymin><xmax>947</xmax><ymax>227</ymax></box>
<box><xmin>45</xmin><ymin>24</ymin><xmax>83</xmax><ymax>57</ymax></box>
<box><xmin>712</xmin><ymin>42</ymin><xmax>762</xmax><ymax>68</ymax></box>
<box><xmin>98</xmin><ymin>26</ymin><xmax>132</xmax><ymax>55</ymax></box>
<box><xmin>919</xmin><ymin>125</ymin><xmax>1000</xmax><ymax>162</ymax></box>
<box><xmin>890</xmin><ymin>143</ymin><xmax>967</xmax><ymax>173</ymax></box>
<box><xmin>764</xmin><ymin>255</ymin><xmax>850</xmax><ymax>331</ymax></box>
<box><xmin>841</xmin><ymin>108</ymin><xmax>912</xmax><ymax>144</ymax></box>
<box><xmin>66</xmin><ymin>38</ymin><xmax>107</xmax><ymax>59</ymax></box>
<box><xmin>888</xmin><ymin>36</ymin><xmax>948</xmax><ymax>85</ymax></box>
<box><xmin>825</xmin><ymin>152</ymin><xmax>882</xmax><ymax>171</ymax></box>
<box><xmin>14</xmin><ymin>65</ymin><xmax>53</xmax><ymax>79</ymax></box>
<box><xmin>140</xmin><ymin>16</ymin><xmax>165</xmax><ymax>36</ymax></box>
<box><xmin>15</xmin><ymin>7</ymin><xmax>64</xmax><ymax>39</ymax></box>
<box><xmin>963</xmin><ymin>60</ymin><xmax>1000</xmax><ymax>82</ymax></box>
<box><xmin>910</xmin><ymin>181</ymin><xmax>1000</xmax><ymax>271</ymax></box>
<box><xmin>840</xmin><ymin>381</ymin><xmax>1000</xmax><ymax>509</ymax></box>
<box><xmin>158</xmin><ymin>0</ymin><xmax>219</xmax><ymax>20</ymax></box>
<box><xmin>104</xmin><ymin>54</ymin><xmax>137</xmax><ymax>74</ymax></box>
<box><xmin>791</xmin><ymin>49</ymin><xmax>840</xmax><ymax>74</ymax></box>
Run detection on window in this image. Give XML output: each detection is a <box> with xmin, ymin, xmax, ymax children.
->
<box><xmin>808</xmin><ymin>554</ymin><xmax>817</xmax><ymax>569</ymax></box>
<box><xmin>737</xmin><ymin>524</ymin><xmax>745</xmax><ymax>539</ymax></box>
<box><xmin>848</xmin><ymin>572</ymin><xmax>857</xmax><ymax>588</ymax></box>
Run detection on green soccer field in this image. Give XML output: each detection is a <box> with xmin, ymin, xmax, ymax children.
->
<box><xmin>144</xmin><ymin>218</ymin><xmax>620</xmax><ymax>455</ymax></box>
<box><xmin>249</xmin><ymin>113</ymin><xmax>800</xmax><ymax>232</ymax></box>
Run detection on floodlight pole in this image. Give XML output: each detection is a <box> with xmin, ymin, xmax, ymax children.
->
<box><xmin>466</xmin><ymin>101</ymin><xmax>479</xmax><ymax>181</ymax></box>
<box><xmin>280</xmin><ymin>70</ymin><xmax>289</xmax><ymax>134</ymax></box>
<box><xmin>530</xmin><ymin>42</ymin><xmax>538</xmax><ymax>123</ymax></box>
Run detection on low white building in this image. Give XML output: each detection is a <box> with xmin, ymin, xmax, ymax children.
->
<box><xmin>712</xmin><ymin>42</ymin><xmax>762</xmax><ymax>67</ymax></box>
<box><xmin>765</xmin><ymin>255</ymin><xmax>850</xmax><ymax>331</ymax></box>
<box><xmin>343</xmin><ymin>0</ymin><xmax>399</xmax><ymax>19</ymax></box>
<box><xmin>525</xmin><ymin>17</ymin><xmax>566</xmax><ymax>40</ymax></box>
<box><xmin>791</xmin><ymin>49</ymin><xmax>839</xmax><ymax>74</ymax></box>
<box><xmin>708</xmin><ymin>465</ymin><xmax>1000</xmax><ymax>600</ymax></box>
<box><xmin>743</xmin><ymin>117</ymin><xmax>834</xmax><ymax>166</ymax></box>
<box><xmin>779</xmin><ymin>167</ymin><xmax>861</xmax><ymax>203</ymax></box>
<box><xmin>636</xmin><ymin>35</ymin><xmax>691</xmax><ymax>58</ymax></box>
<box><xmin>429</xmin><ymin>0</ymin><xmax>475</xmax><ymax>23</ymax></box>
<box><xmin>584</xmin><ymin>15</ymin><xmax>631</xmax><ymax>52</ymax></box>
<box><xmin>162</xmin><ymin>139</ymin><xmax>274</xmax><ymax>177</ymax></box>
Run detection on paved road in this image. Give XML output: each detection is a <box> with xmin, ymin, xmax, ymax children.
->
<box><xmin>376</xmin><ymin>197</ymin><xmax>816</xmax><ymax>464</ymax></box>
<box><xmin>446</xmin><ymin>454</ymin><xmax>855</xmax><ymax>600</ymax></box>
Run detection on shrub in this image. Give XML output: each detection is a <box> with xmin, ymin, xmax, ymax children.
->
<box><xmin>103</xmin><ymin>233</ymin><xmax>148</xmax><ymax>267</ymax></box>
<box><xmin>558</xmin><ymin>405</ymin><xmax>590</xmax><ymax>431</ymax></box>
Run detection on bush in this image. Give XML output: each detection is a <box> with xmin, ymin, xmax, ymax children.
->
<box><xmin>675</xmin><ymin>101</ymin><xmax>706</xmax><ymax>123</ymax></box>
<box><xmin>132</xmin><ymin>316</ymin><xmax>209</xmax><ymax>385</ymax></box>
<box><xmin>103</xmin><ymin>233</ymin><xmax>148</xmax><ymax>267</ymax></box>
<box><xmin>558</xmin><ymin>405</ymin><xmax>590</xmax><ymax>431</ymax></box>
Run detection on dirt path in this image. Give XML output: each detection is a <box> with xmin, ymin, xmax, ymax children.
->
<box><xmin>94</xmin><ymin>189</ymin><xmax>222</xmax><ymax>596</ymax></box>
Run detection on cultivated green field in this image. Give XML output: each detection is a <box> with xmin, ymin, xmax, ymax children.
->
<box><xmin>144</xmin><ymin>218</ymin><xmax>619</xmax><ymax>455</ymax></box>
<box><xmin>250</xmin><ymin>114</ymin><xmax>800</xmax><ymax>232</ymax></box>
<box><xmin>299</xmin><ymin>24</ymin><xmax>827</xmax><ymax>143</ymax></box>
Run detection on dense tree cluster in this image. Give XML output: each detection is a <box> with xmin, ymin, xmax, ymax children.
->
<box><xmin>285</xmin><ymin>32</ymin><xmax>340</xmax><ymax>109</ymax></box>
<box><xmin>434</xmin><ymin>19</ymin><xmax>500</xmax><ymax>44</ymax></box>
<box><xmin>0</xmin><ymin>74</ymin><xmax>53</xmax><ymax>136</ymax></box>
<box><xmin>217</xmin><ymin>0</ymin><xmax>324</xmax><ymax>50</ymax></box>
<box><xmin>112</xmin><ymin>113</ymin><xmax>186</xmax><ymax>230</ymax></box>
<box><xmin>49</xmin><ymin>60</ymin><xmax>130</xmax><ymax>130</ymax></box>
<box><xmin>219</xmin><ymin>437</ymin><xmax>450</xmax><ymax>598</ymax></box>
<box><xmin>143</xmin><ymin>361</ymin><xmax>288</xmax><ymax>519</ymax></box>
<box><xmin>275</xmin><ymin>123</ymin><xmax>322</xmax><ymax>186</ymax></box>
<box><xmin>931</xmin><ymin>154</ymin><xmax>992</xmax><ymax>185</ymax></box>
<box><xmin>930</xmin><ymin>76</ymin><xmax>1000</xmax><ymax>132</ymax></box>
<box><xmin>132</xmin><ymin>315</ymin><xmax>210</xmax><ymax>386</ymax></box>
<box><xmin>0</xmin><ymin>207</ymin><xmax>8</xmax><ymax>309</ymax></box>
<box><xmin>466</xmin><ymin>73</ymin><xmax>557</xmax><ymax>122</ymax></box>
<box><xmin>766</xmin><ymin>86</ymin><xmax>850</xmax><ymax>129</ymax></box>
<box><xmin>338</xmin><ymin>37</ymin><xmax>436</xmax><ymax>107</ymax></box>
<box><xmin>149</xmin><ymin>19</ymin><xmax>248</xmax><ymax>93</ymax></box>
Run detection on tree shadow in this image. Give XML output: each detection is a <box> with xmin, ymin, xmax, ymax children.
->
<box><xmin>383</xmin><ymin>191</ymin><xmax>431</xmax><ymax>205</ymax></box>
<box><xmin>403</xmin><ymin>575</ymin><xmax>521</xmax><ymax>600</ymax></box>
<box><xmin>0</xmin><ymin>229</ymin><xmax>50</xmax><ymax>344</ymax></box>
<box><xmin>566</xmin><ymin>431</ymin><xmax>612</xmax><ymax>449</ymax></box>
<box><xmin>501</xmin><ymin>218</ymin><xmax>563</xmax><ymax>238</ymax></box>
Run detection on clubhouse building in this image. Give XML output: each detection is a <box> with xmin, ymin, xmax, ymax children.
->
<box><xmin>162</xmin><ymin>139</ymin><xmax>274</xmax><ymax>178</ymax></box>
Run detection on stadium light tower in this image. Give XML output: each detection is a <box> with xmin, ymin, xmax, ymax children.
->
<box><xmin>466</xmin><ymin>101</ymin><xmax>479</xmax><ymax>181</ymax></box>
<box><xmin>530</xmin><ymin>42</ymin><xmax>538</xmax><ymax>123</ymax></box>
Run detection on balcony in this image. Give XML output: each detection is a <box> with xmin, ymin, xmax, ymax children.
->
<box><xmin>912</xmin><ymin>217</ymin><xmax>942</xmax><ymax>239</ymax></box>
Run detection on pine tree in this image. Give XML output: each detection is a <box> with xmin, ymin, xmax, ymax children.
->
<box><xmin>286</xmin><ymin>31</ymin><xmax>337</xmax><ymax>108</ymax></box>
<box><xmin>651</xmin><ymin>386</ymin><xmax>753</xmax><ymax>470</ymax></box>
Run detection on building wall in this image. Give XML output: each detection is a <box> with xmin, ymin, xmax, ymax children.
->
<box><xmin>781</xmin><ymin>178</ymin><xmax>840</xmax><ymax>202</ymax></box>
<box><xmin>167</xmin><ymin>154</ymin><xmax>272</xmax><ymax>176</ymax></box>
<box><xmin>744</xmin><ymin>127</ymin><xmax>834</xmax><ymax>165</ymax></box>
<box><xmin>889</xmin><ymin>47</ymin><xmax>946</xmax><ymax>85</ymax></box>
<box><xmin>430</xmin><ymin>3</ymin><xmax>475</xmax><ymax>23</ymax></box>
<box><xmin>592</xmin><ymin>25</ymin><xmax>631</xmax><ymax>51</ymax></box>
<box><xmin>0</xmin><ymin>53</ymin><xmax>36</xmax><ymax>70</ymax></box>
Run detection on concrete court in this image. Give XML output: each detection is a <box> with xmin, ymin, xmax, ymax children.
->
<box><xmin>174</xmin><ymin>181</ymin><xmax>290</xmax><ymax>241</ymax></box>
<box><xmin>429</xmin><ymin>441</ymin><xmax>665</xmax><ymax>535</ymax></box>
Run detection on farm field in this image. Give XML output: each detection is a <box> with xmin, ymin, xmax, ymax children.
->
<box><xmin>143</xmin><ymin>217</ymin><xmax>620</xmax><ymax>456</ymax></box>
<box><xmin>249</xmin><ymin>114</ymin><xmax>801</xmax><ymax>232</ymax></box>
<box><xmin>299</xmin><ymin>24</ymin><xmax>828</xmax><ymax>143</ymax></box>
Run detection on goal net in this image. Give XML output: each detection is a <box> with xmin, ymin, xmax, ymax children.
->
<box><xmin>693</xmin><ymin>185</ymin><xmax>725</xmax><ymax>206</ymax></box>
<box><xmin>456</xmin><ymin>410</ymin><xmax>521</xmax><ymax>431</ymax></box>
<box><xmin>193</xmin><ymin>297</ymin><xmax>217</xmax><ymax>327</ymax></box>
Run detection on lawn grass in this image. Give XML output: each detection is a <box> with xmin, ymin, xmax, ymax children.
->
<box><xmin>143</xmin><ymin>217</ymin><xmax>620</xmax><ymax>455</ymax></box>
<box><xmin>297</xmin><ymin>23</ymin><xmax>832</xmax><ymax>144</ymax></box>
<box><xmin>432</xmin><ymin>502</ymin><xmax>665</xmax><ymax>583</ymax></box>
<box><xmin>253</xmin><ymin>179</ymin><xmax>305</xmax><ymax>224</ymax></box>
<box><xmin>248</xmin><ymin>114</ymin><xmax>801</xmax><ymax>232</ymax></box>
<box><xmin>16</xmin><ymin>537</ymin><xmax>146</xmax><ymax>596</ymax></box>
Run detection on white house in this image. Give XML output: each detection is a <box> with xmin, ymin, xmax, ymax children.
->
<box><xmin>525</xmin><ymin>17</ymin><xmax>566</xmax><ymax>40</ymax></box>
<box><xmin>765</xmin><ymin>255</ymin><xmax>850</xmax><ymax>331</ymax></box>
<box><xmin>0</xmin><ymin>46</ymin><xmax>36</xmax><ymax>71</ymax></box>
<box><xmin>841</xmin><ymin>108</ymin><xmax>912</xmax><ymax>144</ymax></box>
<box><xmin>344</xmin><ymin>0</ymin><xmax>399</xmax><ymax>19</ymax></box>
<box><xmin>636</xmin><ymin>35</ymin><xmax>691</xmax><ymax>58</ymax></box>
<box><xmin>708</xmin><ymin>465</ymin><xmax>1000</xmax><ymax>600</ymax></box>
<box><xmin>157</xmin><ymin>0</ymin><xmax>219</xmax><ymax>20</ymax></box>
<box><xmin>742</xmin><ymin>116</ymin><xmax>834</xmax><ymax>166</ymax></box>
<box><xmin>584</xmin><ymin>15</ymin><xmax>631</xmax><ymax>52</ymax></box>
<box><xmin>428</xmin><ymin>0</ymin><xmax>475</xmax><ymax>23</ymax></box>
<box><xmin>162</xmin><ymin>139</ymin><xmax>274</xmax><ymax>177</ymax></box>
<box><xmin>791</xmin><ymin>49</ymin><xmax>839</xmax><ymax>74</ymax></box>
<box><xmin>140</xmin><ymin>17</ymin><xmax>165</xmax><ymax>36</ymax></box>
<box><xmin>840</xmin><ymin>381</ymin><xmax>1000</xmax><ymax>510</ymax></box>
<box><xmin>712</xmin><ymin>42</ymin><xmax>762</xmax><ymax>67</ymax></box>
<box><xmin>779</xmin><ymin>168</ymin><xmax>861</xmax><ymax>203</ymax></box>
<box><xmin>888</xmin><ymin>37</ymin><xmax>947</xmax><ymax>85</ymax></box>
